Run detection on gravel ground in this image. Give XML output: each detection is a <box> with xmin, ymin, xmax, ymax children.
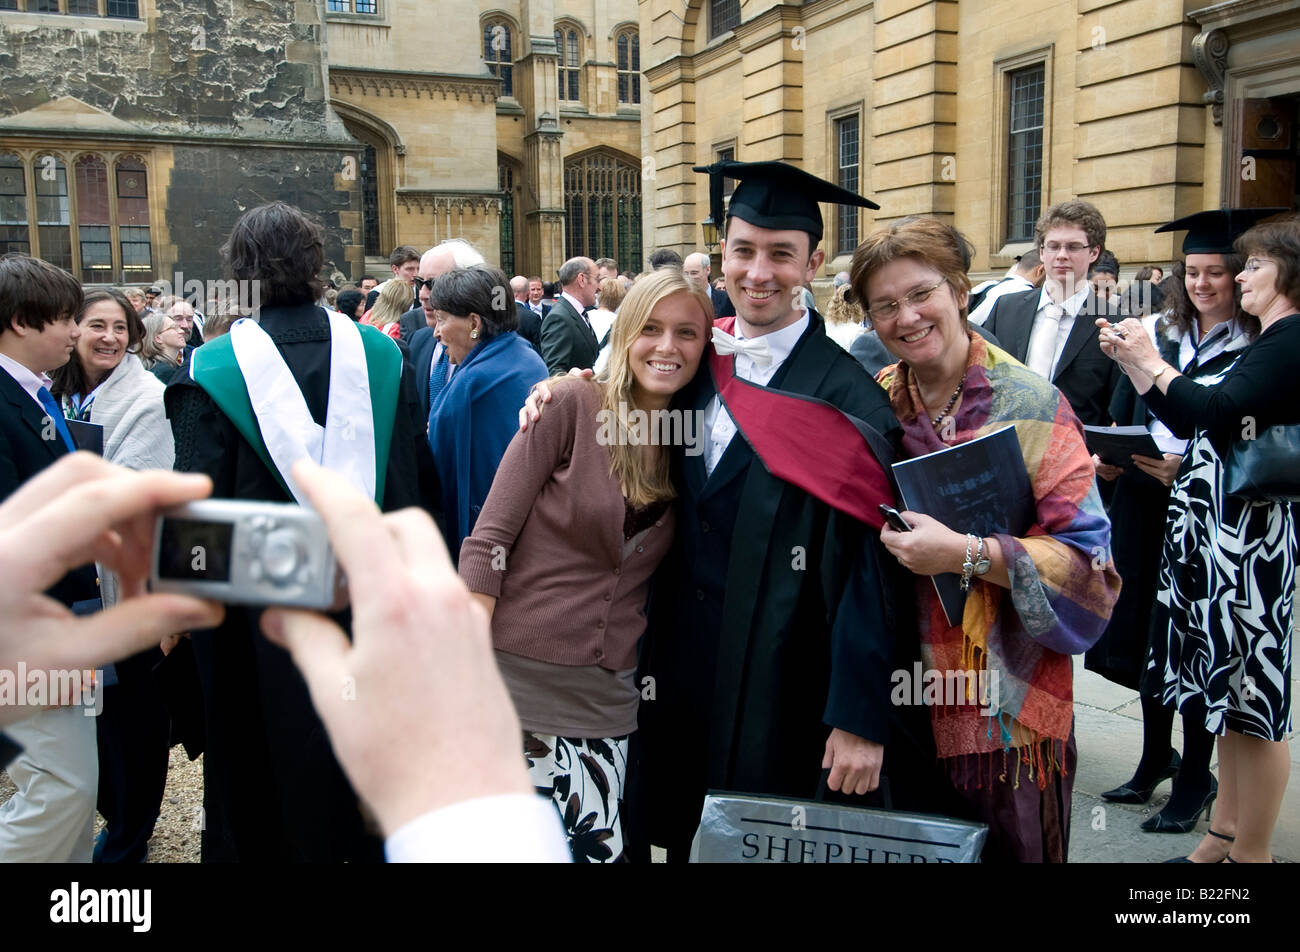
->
<box><xmin>0</xmin><ymin>746</ymin><xmax>202</xmax><ymax>863</ymax></box>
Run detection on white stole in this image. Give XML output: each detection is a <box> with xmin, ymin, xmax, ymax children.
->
<box><xmin>228</xmin><ymin>310</ymin><xmax>376</xmax><ymax>505</ymax></box>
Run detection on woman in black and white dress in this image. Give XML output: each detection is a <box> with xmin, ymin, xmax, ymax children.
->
<box><xmin>1100</xmin><ymin>213</ymin><xmax>1300</xmax><ymax>863</ymax></box>
<box><xmin>1087</xmin><ymin>215</ymin><xmax>1259</xmax><ymax>838</ymax></box>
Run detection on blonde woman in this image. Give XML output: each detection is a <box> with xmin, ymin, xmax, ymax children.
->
<box><xmin>364</xmin><ymin>278</ymin><xmax>410</xmax><ymax>339</ymax></box>
<box><xmin>824</xmin><ymin>282</ymin><xmax>868</xmax><ymax>350</ymax></box>
<box><xmin>591</xmin><ymin>276</ymin><xmax>628</xmax><ymax>375</ymax></box>
<box><xmin>459</xmin><ymin>268</ymin><xmax>712</xmax><ymax>862</ymax></box>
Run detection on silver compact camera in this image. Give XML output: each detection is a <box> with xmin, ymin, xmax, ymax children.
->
<box><xmin>150</xmin><ymin>499</ymin><xmax>349</xmax><ymax>612</ymax></box>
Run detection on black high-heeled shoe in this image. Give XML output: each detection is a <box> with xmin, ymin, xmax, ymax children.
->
<box><xmin>1163</xmin><ymin>828</ymin><xmax>1234</xmax><ymax>863</ymax></box>
<box><xmin>1101</xmin><ymin>749</ymin><xmax>1181</xmax><ymax>804</ymax></box>
<box><xmin>1141</xmin><ymin>775</ymin><xmax>1218</xmax><ymax>833</ymax></box>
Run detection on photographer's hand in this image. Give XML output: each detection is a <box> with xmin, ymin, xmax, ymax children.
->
<box><xmin>0</xmin><ymin>454</ymin><xmax>224</xmax><ymax>727</ymax></box>
<box><xmin>261</xmin><ymin>459</ymin><xmax>533</xmax><ymax>838</ymax></box>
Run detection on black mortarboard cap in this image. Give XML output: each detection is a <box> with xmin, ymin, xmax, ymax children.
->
<box><xmin>1154</xmin><ymin>207</ymin><xmax>1289</xmax><ymax>254</ymax></box>
<box><xmin>693</xmin><ymin>159</ymin><xmax>879</xmax><ymax>245</ymax></box>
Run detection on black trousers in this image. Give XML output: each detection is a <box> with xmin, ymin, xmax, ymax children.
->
<box><xmin>94</xmin><ymin>649</ymin><xmax>171</xmax><ymax>864</ymax></box>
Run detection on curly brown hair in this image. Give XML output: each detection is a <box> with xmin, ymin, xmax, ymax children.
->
<box><xmin>1034</xmin><ymin>199</ymin><xmax>1107</xmax><ymax>252</ymax></box>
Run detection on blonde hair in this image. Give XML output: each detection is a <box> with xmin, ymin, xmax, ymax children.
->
<box><xmin>825</xmin><ymin>284</ymin><xmax>865</xmax><ymax>326</ymax></box>
<box><xmin>586</xmin><ymin>268</ymin><xmax>713</xmax><ymax>506</ymax></box>
<box><xmin>368</xmin><ymin>279</ymin><xmax>411</xmax><ymax>331</ymax></box>
<box><xmin>597</xmin><ymin>277</ymin><xmax>626</xmax><ymax>312</ymax></box>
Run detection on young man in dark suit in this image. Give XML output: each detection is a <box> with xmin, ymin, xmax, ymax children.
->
<box><xmin>525</xmin><ymin>276</ymin><xmax>550</xmax><ymax>318</ymax></box>
<box><xmin>0</xmin><ymin>253</ymin><xmax>101</xmax><ymax>862</ymax></box>
<box><xmin>539</xmin><ymin>256</ymin><xmax>600</xmax><ymax>374</ymax></box>
<box><xmin>981</xmin><ymin>200</ymin><xmax>1121</xmax><ymax>426</ymax></box>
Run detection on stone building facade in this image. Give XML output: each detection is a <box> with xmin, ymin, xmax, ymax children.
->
<box><xmin>327</xmin><ymin>0</ymin><xmax>644</xmax><ymax>280</ymax></box>
<box><xmin>0</xmin><ymin>0</ymin><xmax>644</xmax><ymax>287</ymax></box>
<box><xmin>0</xmin><ymin>0</ymin><xmax>362</xmax><ymax>287</ymax></box>
<box><xmin>640</xmin><ymin>0</ymin><xmax>1299</xmax><ymax>285</ymax></box>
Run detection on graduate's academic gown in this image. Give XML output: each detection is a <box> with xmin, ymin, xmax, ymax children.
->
<box><xmin>164</xmin><ymin>303</ymin><xmax>437</xmax><ymax>862</ymax></box>
<box><xmin>634</xmin><ymin>313</ymin><xmax>944</xmax><ymax>859</ymax></box>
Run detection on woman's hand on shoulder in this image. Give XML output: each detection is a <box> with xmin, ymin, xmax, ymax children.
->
<box><xmin>518</xmin><ymin>368</ymin><xmax>594</xmax><ymax>432</ymax></box>
<box><xmin>879</xmin><ymin>511</ymin><xmax>967</xmax><ymax>577</ymax></box>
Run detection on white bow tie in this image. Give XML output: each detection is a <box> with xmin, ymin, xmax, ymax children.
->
<box><xmin>712</xmin><ymin>327</ymin><xmax>773</xmax><ymax>367</ymax></box>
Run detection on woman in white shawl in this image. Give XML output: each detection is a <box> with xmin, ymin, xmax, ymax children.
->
<box><xmin>48</xmin><ymin>287</ymin><xmax>175</xmax><ymax>864</ymax></box>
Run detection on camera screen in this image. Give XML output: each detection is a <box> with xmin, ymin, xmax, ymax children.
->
<box><xmin>157</xmin><ymin>518</ymin><xmax>234</xmax><ymax>583</ymax></box>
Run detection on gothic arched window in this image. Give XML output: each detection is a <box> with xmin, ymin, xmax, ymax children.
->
<box><xmin>564</xmin><ymin>152</ymin><xmax>641</xmax><ymax>272</ymax></box>
<box><xmin>616</xmin><ymin>29</ymin><xmax>640</xmax><ymax>105</ymax></box>
<box><xmin>555</xmin><ymin>26</ymin><xmax>580</xmax><ymax>102</ymax></box>
<box><xmin>115</xmin><ymin>156</ymin><xmax>153</xmax><ymax>280</ymax></box>
<box><xmin>483</xmin><ymin>19</ymin><xmax>513</xmax><ymax>97</ymax></box>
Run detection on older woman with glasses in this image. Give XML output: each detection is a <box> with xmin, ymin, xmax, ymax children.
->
<box><xmin>1099</xmin><ymin>214</ymin><xmax>1300</xmax><ymax>863</ymax></box>
<box><xmin>427</xmin><ymin>265</ymin><xmax>549</xmax><ymax>559</ymax></box>
<box><xmin>851</xmin><ymin>216</ymin><xmax>1121</xmax><ymax>863</ymax></box>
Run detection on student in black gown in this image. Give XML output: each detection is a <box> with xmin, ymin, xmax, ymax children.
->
<box><xmin>165</xmin><ymin>202</ymin><xmax>435</xmax><ymax>861</ymax></box>
<box><xmin>564</xmin><ymin>162</ymin><xmax>944</xmax><ymax>860</ymax></box>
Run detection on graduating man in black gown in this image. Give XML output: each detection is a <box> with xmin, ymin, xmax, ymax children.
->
<box><xmin>165</xmin><ymin>203</ymin><xmax>435</xmax><ymax>861</ymax></box>
<box><xmin>633</xmin><ymin>162</ymin><xmax>941</xmax><ymax>860</ymax></box>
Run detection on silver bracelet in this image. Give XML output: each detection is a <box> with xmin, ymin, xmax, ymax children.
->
<box><xmin>960</xmin><ymin>533</ymin><xmax>977</xmax><ymax>591</ymax></box>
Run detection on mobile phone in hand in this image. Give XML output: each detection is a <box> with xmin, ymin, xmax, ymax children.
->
<box><xmin>878</xmin><ymin>504</ymin><xmax>912</xmax><ymax>532</ymax></box>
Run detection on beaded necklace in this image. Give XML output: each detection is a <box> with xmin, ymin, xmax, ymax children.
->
<box><xmin>929</xmin><ymin>380</ymin><xmax>964</xmax><ymax>429</ymax></box>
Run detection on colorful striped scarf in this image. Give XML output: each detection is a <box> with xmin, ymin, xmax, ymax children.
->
<box><xmin>878</xmin><ymin>333</ymin><xmax>1120</xmax><ymax>786</ymax></box>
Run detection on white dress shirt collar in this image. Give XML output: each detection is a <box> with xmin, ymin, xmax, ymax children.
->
<box><xmin>561</xmin><ymin>290</ymin><xmax>588</xmax><ymax>316</ymax></box>
<box><xmin>1036</xmin><ymin>282</ymin><xmax>1092</xmax><ymax>318</ymax></box>
<box><xmin>0</xmin><ymin>351</ymin><xmax>53</xmax><ymax>408</ymax></box>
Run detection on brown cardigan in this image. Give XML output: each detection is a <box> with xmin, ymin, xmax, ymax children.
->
<box><xmin>458</xmin><ymin>380</ymin><xmax>675</xmax><ymax>671</ymax></box>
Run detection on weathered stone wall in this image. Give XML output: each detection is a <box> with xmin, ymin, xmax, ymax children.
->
<box><xmin>0</xmin><ymin>0</ymin><xmax>348</xmax><ymax>143</ymax></box>
<box><xmin>166</xmin><ymin>145</ymin><xmax>361</xmax><ymax>283</ymax></box>
<box><xmin>0</xmin><ymin>0</ymin><xmax>363</xmax><ymax>282</ymax></box>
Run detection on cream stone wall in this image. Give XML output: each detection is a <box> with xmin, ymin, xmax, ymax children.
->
<box><xmin>640</xmin><ymin>0</ymin><xmax>1296</xmax><ymax>287</ymax></box>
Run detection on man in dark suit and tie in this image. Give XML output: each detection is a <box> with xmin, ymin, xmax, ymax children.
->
<box><xmin>0</xmin><ymin>253</ymin><xmax>101</xmax><ymax>862</ymax></box>
<box><xmin>510</xmin><ymin>274</ymin><xmax>542</xmax><ymax>353</ymax></box>
<box><xmin>982</xmin><ymin>199</ymin><xmax>1121</xmax><ymax>427</ymax></box>
<box><xmin>539</xmin><ymin>257</ymin><xmax>600</xmax><ymax>374</ymax></box>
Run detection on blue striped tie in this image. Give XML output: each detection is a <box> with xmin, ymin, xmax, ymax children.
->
<box><xmin>428</xmin><ymin>349</ymin><xmax>450</xmax><ymax>410</ymax></box>
<box><xmin>36</xmin><ymin>386</ymin><xmax>76</xmax><ymax>452</ymax></box>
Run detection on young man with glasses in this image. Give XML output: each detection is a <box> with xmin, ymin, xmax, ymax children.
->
<box><xmin>982</xmin><ymin>199</ymin><xmax>1121</xmax><ymax>426</ymax></box>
